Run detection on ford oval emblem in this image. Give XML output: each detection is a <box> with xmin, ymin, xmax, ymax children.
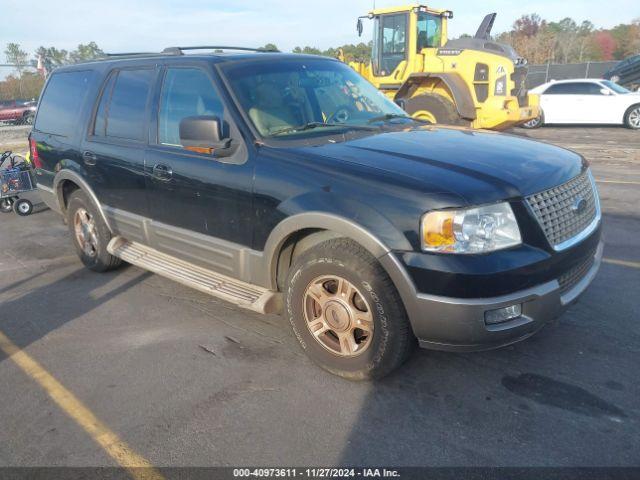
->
<box><xmin>572</xmin><ymin>196</ymin><xmax>587</xmax><ymax>215</ymax></box>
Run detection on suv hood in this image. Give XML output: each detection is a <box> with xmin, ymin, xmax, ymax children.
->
<box><xmin>295</xmin><ymin>127</ymin><xmax>585</xmax><ymax>205</ymax></box>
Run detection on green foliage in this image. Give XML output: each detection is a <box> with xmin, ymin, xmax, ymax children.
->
<box><xmin>260</xmin><ymin>43</ymin><xmax>279</xmax><ymax>52</ymax></box>
<box><xmin>4</xmin><ymin>43</ymin><xmax>29</xmax><ymax>73</ymax></box>
<box><xmin>292</xmin><ymin>42</ymin><xmax>372</xmax><ymax>62</ymax></box>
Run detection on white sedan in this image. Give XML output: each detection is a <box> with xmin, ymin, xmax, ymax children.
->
<box><xmin>523</xmin><ymin>79</ymin><xmax>640</xmax><ymax>129</ymax></box>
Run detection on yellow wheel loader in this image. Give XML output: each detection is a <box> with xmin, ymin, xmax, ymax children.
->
<box><xmin>345</xmin><ymin>5</ymin><xmax>540</xmax><ymax>130</ymax></box>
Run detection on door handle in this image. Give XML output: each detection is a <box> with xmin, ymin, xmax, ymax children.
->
<box><xmin>82</xmin><ymin>151</ymin><xmax>97</xmax><ymax>166</ymax></box>
<box><xmin>152</xmin><ymin>163</ymin><xmax>173</xmax><ymax>181</ymax></box>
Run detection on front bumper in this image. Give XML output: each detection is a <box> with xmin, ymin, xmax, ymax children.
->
<box><xmin>474</xmin><ymin>94</ymin><xmax>540</xmax><ymax>131</ymax></box>
<box><xmin>381</xmin><ymin>241</ymin><xmax>603</xmax><ymax>352</ymax></box>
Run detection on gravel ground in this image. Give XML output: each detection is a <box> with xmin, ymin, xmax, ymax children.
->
<box><xmin>0</xmin><ymin>125</ymin><xmax>30</xmax><ymax>153</ymax></box>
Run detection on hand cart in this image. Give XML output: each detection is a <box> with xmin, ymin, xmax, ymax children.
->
<box><xmin>0</xmin><ymin>150</ymin><xmax>43</xmax><ymax>216</ymax></box>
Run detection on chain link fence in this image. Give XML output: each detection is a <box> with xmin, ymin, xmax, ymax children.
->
<box><xmin>526</xmin><ymin>61</ymin><xmax>619</xmax><ymax>89</ymax></box>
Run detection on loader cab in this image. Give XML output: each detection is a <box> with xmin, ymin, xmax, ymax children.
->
<box><xmin>366</xmin><ymin>6</ymin><xmax>449</xmax><ymax>82</ymax></box>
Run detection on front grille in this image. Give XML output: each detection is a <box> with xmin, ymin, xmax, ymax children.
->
<box><xmin>526</xmin><ymin>170</ymin><xmax>598</xmax><ymax>249</ymax></box>
<box><xmin>558</xmin><ymin>251</ymin><xmax>596</xmax><ymax>294</ymax></box>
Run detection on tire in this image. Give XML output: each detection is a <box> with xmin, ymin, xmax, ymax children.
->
<box><xmin>0</xmin><ymin>198</ymin><xmax>14</xmax><ymax>213</ymax></box>
<box><xmin>403</xmin><ymin>93</ymin><xmax>468</xmax><ymax>126</ymax></box>
<box><xmin>13</xmin><ymin>198</ymin><xmax>33</xmax><ymax>216</ymax></box>
<box><xmin>521</xmin><ymin>112</ymin><xmax>544</xmax><ymax>129</ymax></box>
<box><xmin>623</xmin><ymin>104</ymin><xmax>640</xmax><ymax>130</ymax></box>
<box><xmin>285</xmin><ymin>238</ymin><xmax>414</xmax><ymax>380</ymax></box>
<box><xmin>66</xmin><ymin>189</ymin><xmax>121</xmax><ymax>272</ymax></box>
<box><xmin>23</xmin><ymin>113</ymin><xmax>34</xmax><ymax>125</ymax></box>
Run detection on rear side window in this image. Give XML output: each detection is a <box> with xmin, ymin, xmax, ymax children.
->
<box><xmin>545</xmin><ymin>82</ymin><xmax>601</xmax><ymax>95</ymax></box>
<box><xmin>35</xmin><ymin>70</ymin><xmax>95</xmax><ymax>136</ymax></box>
<box><xmin>158</xmin><ymin>68</ymin><xmax>224</xmax><ymax>146</ymax></box>
<box><xmin>93</xmin><ymin>68</ymin><xmax>154</xmax><ymax>141</ymax></box>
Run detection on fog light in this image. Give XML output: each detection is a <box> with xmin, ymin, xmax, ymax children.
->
<box><xmin>484</xmin><ymin>304</ymin><xmax>522</xmax><ymax>325</ymax></box>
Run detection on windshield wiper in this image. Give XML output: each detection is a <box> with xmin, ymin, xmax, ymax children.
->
<box><xmin>270</xmin><ymin>122</ymin><xmax>377</xmax><ymax>136</ymax></box>
<box><xmin>367</xmin><ymin>113</ymin><xmax>431</xmax><ymax>124</ymax></box>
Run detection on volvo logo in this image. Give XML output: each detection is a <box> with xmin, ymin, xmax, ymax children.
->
<box><xmin>572</xmin><ymin>196</ymin><xmax>588</xmax><ymax>215</ymax></box>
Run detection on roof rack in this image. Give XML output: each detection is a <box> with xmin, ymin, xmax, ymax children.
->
<box><xmin>162</xmin><ymin>46</ymin><xmax>279</xmax><ymax>55</ymax></box>
<box><xmin>103</xmin><ymin>52</ymin><xmax>158</xmax><ymax>57</ymax></box>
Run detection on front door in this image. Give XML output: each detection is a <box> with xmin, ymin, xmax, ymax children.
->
<box><xmin>144</xmin><ymin>65</ymin><xmax>254</xmax><ymax>274</ymax></box>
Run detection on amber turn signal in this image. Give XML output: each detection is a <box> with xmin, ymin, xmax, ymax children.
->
<box><xmin>422</xmin><ymin>211</ymin><xmax>456</xmax><ymax>248</ymax></box>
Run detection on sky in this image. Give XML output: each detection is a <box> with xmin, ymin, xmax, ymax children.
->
<box><xmin>1</xmin><ymin>0</ymin><xmax>639</xmax><ymax>65</ymax></box>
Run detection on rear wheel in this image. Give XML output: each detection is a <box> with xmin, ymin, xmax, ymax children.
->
<box><xmin>624</xmin><ymin>104</ymin><xmax>640</xmax><ymax>129</ymax></box>
<box><xmin>403</xmin><ymin>93</ymin><xmax>468</xmax><ymax>126</ymax></box>
<box><xmin>13</xmin><ymin>198</ymin><xmax>33</xmax><ymax>216</ymax></box>
<box><xmin>285</xmin><ymin>238</ymin><xmax>414</xmax><ymax>380</ymax></box>
<box><xmin>66</xmin><ymin>190</ymin><xmax>121</xmax><ymax>272</ymax></box>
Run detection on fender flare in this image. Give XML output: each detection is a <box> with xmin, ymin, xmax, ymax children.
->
<box><xmin>395</xmin><ymin>72</ymin><xmax>477</xmax><ymax>120</ymax></box>
<box><xmin>260</xmin><ymin>211</ymin><xmax>413</xmax><ymax>290</ymax></box>
<box><xmin>53</xmin><ymin>170</ymin><xmax>112</xmax><ymax>232</ymax></box>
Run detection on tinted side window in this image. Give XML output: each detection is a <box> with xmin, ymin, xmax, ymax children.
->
<box><xmin>158</xmin><ymin>68</ymin><xmax>224</xmax><ymax>146</ymax></box>
<box><xmin>35</xmin><ymin>70</ymin><xmax>95</xmax><ymax>136</ymax></box>
<box><xmin>105</xmin><ymin>69</ymin><xmax>154</xmax><ymax>141</ymax></box>
<box><xmin>545</xmin><ymin>83</ymin><xmax>601</xmax><ymax>95</ymax></box>
<box><xmin>93</xmin><ymin>73</ymin><xmax>116</xmax><ymax>136</ymax></box>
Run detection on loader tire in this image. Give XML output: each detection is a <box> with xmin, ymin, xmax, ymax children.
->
<box><xmin>403</xmin><ymin>93</ymin><xmax>468</xmax><ymax>126</ymax></box>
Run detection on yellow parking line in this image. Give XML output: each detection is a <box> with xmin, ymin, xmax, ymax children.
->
<box><xmin>0</xmin><ymin>330</ymin><xmax>164</xmax><ymax>480</ymax></box>
<box><xmin>603</xmin><ymin>258</ymin><xmax>640</xmax><ymax>269</ymax></box>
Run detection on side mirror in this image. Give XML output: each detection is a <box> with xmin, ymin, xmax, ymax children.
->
<box><xmin>357</xmin><ymin>18</ymin><xmax>363</xmax><ymax>37</ymax></box>
<box><xmin>600</xmin><ymin>88</ymin><xmax>612</xmax><ymax>95</ymax></box>
<box><xmin>179</xmin><ymin>116</ymin><xmax>231</xmax><ymax>155</ymax></box>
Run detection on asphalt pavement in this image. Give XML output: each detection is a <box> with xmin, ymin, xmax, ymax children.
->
<box><xmin>0</xmin><ymin>126</ymin><xmax>638</xmax><ymax>469</ymax></box>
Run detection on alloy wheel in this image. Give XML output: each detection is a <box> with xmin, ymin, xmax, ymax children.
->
<box><xmin>303</xmin><ymin>275</ymin><xmax>374</xmax><ymax>357</ymax></box>
<box><xmin>73</xmin><ymin>208</ymin><xmax>98</xmax><ymax>257</ymax></box>
<box><xmin>629</xmin><ymin>107</ymin><xmax>640</xmax><ymax>128</ymax></box>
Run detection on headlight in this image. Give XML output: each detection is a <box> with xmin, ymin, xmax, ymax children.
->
<box><xmin>421</xmin><ymin>202</ymin><xmax>521</xmax><ymax>254</ymax></box>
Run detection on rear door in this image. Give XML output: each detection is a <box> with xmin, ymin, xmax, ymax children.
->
<box><xmin>82</xmin><ymin>67</ymin><xmax>157</xmax><ymax>220</ymax></box>
<box><xmin>541</xmin><ymin>82</ymin><xmax>596</xmax><ymax>123</ymax></box>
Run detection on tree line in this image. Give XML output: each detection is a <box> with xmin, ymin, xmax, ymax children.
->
<box><xmin>495</xmin><ymin>15</ymin><xmax>640</xmax><ymax>64</ymax></box>
<box><xmin>2</xmin><ymin>14</ymin><xmax>638</xmax><ymax>101</ymax></box>
<box><xmin>1</xmin><ymin>42</ymin><xmax>105</xmax><ymax>100</ymax></box>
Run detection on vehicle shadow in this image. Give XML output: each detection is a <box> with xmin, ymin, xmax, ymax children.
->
<box><xmin>336</xmin><ymin>244</ymin><xmax>639</xmax><ymax>467</ymax></box>
<box><xmin>0</xmin><ymin>263</ymin><xmax>150</xmax><ymax>363</ymax></box>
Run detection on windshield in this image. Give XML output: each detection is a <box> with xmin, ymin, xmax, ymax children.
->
<box><xmin>601</xmin><ymin>80</ymin><xmax>631</xmax><ymax>94</ymax></box>
<box><xmin>221</xmin><ymin>58</ymin><xmax>408</xmax><ymax>138</ymax></box>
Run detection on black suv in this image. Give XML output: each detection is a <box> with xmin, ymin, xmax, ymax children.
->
<box><xmin>30</xmin><ymin>47</ymin><xmax>603</xmax><ymax>379</ymax></box>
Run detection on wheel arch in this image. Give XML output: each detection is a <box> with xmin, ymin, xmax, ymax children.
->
<box><xmin>395</xmin><ymin>72</ymin><xmax>477</xmax><ymax>120</ymax></box>
<box><xmin>53</xmin><ymin>170</ymin><xmax>112</xmax><ymax>232</ymax></box>
<box><xmin>262</xmin><ymin>211</ymin><xmax>413</xmax><ymax>292</ymax></box>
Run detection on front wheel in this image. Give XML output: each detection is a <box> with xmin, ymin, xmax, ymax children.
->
<box><xmin>403</xmin><ymin>93</ymin><xmax>468</xmax><ymax>126</ymax></box>
<box><xmin>66</xmin><ymin>189</ymin><xmax>122</xmax><ymax>272</ymax></box>
<box><xmin>624</xmin><ymin>104</ymin><xmax>640</xmax><ymax>130</ymax></box>
<box><xmin>285</xmin><ymin>238</ymin><xmax>415</xmax><ymax>380</ymax></box>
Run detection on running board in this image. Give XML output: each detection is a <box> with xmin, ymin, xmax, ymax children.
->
<box><xmin>107</xmin><ymin>237</ymin><xmax>281</xmax><ymax>314</ymax></box>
